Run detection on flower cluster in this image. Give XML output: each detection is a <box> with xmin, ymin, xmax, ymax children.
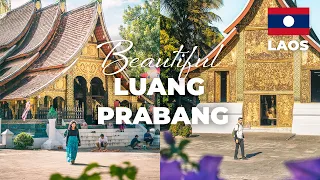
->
<box><xmin>161</xmin><ymin>131</ymin><xmax>223</xmax><ymax>180</ymax></box>
<box><xmin>285</xmin><ymin>158</ymin><xmax>320</xmax><ymax>180</ymax></box>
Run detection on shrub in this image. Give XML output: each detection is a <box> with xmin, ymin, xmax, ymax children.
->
<box><xmin>181</xmin><ymin>125</ymin><xmax>192</xmax><ymax>138</ymax></box>
<box><xmin>169</xmin><ymin>124</ymin><xmax>179</xmax><ymax>136</ymax></box>
<box><xmin>47</xmin><ymin>107</ymin><xmax>57</xmax><ymax>119</ymax></box>
<box><xmin>169</xmin><ymin>122</ymin><xmax>191</xmax><ymax>137</ymax></box>
<box><xmin>14</xmin><ymin>132</ymin><xmax>34</xmax><ymax>149</ymax></box>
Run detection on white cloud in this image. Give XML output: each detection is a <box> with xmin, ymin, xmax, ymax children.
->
<box><xmin>105</xmin><ymin>24</ymin><xmax>123</xmax><ymax>40</ymax></box>
<box><xmin>10</xmin><ymin>0</ymin><xmax>29</xmax><ymax>9</ymax></box>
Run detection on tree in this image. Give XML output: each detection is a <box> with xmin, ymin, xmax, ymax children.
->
<box><xmin>119</xmin><ymin>0</ymin><xmax>160</xmax><ymax>78</ymax></box>
<box><xmin>161</xmin><ymin>0</ymin><xmax>223</xmax><ymax>59</ymax></box>
<box><xmin>160</xmin><ymin>0</ymin><xmax>224</xmax><ymax>124</ymax></box>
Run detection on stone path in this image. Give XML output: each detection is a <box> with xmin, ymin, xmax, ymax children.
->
<box><xmin>161</xmin><ymin>132</ymin><xmax>320</xmax><ymax>180</ymax></box>
<box><xmin>0</xmin><ymin>148</ymin><xmax>159</xmax><ymax>180</ymax></box>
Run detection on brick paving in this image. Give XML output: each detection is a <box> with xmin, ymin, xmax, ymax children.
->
<box><xmin>0</xmin><ymin>147</ymin><xmax>159</xmax><ymax>180</ymax></box>
<box><xmin>161</xmin><ymin>132</ymin><xmax>320</xmax><ymax>180</ymax></box>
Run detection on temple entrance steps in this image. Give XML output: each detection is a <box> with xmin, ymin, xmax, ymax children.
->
<box><xmin>57</xmin><ymin>127</ymin><xmax>147</xmax><ymax>148</ymax></box>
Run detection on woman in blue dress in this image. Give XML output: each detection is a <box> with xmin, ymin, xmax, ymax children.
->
<box><xmin>66</xmin><ymin>120</ymin><xmax>81</xmax><ymax>164</ymax></box>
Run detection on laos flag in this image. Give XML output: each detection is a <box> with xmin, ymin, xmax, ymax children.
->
<box><xmin>268</xmin><ymin>8</ymin><xmax>310</xmax><ymax>35</ymax></box>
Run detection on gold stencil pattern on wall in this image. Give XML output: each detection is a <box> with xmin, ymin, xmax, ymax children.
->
<box><xmin>244</xmin><ymin>62</ymin><xmax>293</xmax><ymax>91</ymax></box>
<box><xmin>243</xmin><ymin>94</ymin><xmax>260</xmax><ymax>127</ymax></box>
<box><xmin>245</xmin><ymin>30</ymin><xmax>293</xmax><ymax>61</ymax></box>
<box><xmin>300</xmin><ymin>70</ymin><xmax>311</xmax><ymax>103</ymax></box>
<box><xmin>276</xmin><ymin>94</ymin><xmax>294</xmax><ymax>127</ymax></box>
<box><xmin>247</xmin><ymin>0</ymin><xmax>277</xmax><ymax>27</ymax></box>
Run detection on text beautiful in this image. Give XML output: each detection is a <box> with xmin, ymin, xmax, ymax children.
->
<box><xmin>97</xmin><ymin>40</ymin><xmax>228</xmax><ymax>125</ymax></box>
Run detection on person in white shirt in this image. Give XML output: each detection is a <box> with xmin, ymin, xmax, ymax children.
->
<box><xmin>234</xmin><ymin>117</ymin><xmax>247</xmax><ymax>160</ymax></box>
<box><xmin>96</xmin><ymin>134</ymin><xmax>108</xmax><ymax>150</ymax></box>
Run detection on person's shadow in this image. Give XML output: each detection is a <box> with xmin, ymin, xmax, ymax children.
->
<box><xmin>72</xmin><ymin>163</ymin><xmax>109</xmax><ymax>168</ymax></box>
<box><xmin>246</xmin><ymin>152</ymin><xmax>262</xmax><ymax>159</ymax></box>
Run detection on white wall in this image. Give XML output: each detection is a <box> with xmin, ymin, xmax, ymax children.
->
<box><xmin>292</xmin><ymin>103</ymin><xmax>320</xmax><ymax>135</ymax></box>
<box><xmin>33</xmin><ymin>138</ymin><xmax>48</xmax><ymax>148</ymax></box>
<box><xmin>191</xmin><ymin>103</ymin><xmax>243</xmax><ymax>134</ymax></box>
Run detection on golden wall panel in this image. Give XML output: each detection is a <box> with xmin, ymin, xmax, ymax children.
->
<box><xmin>236</xmin><ymin>31</ymin><xmax>245</xmax><ymax>101</ymax></box>
<box><xmin>206</xmin><ymin>71</ymin><xmax>214</xmax><ymax>103</ymax></box>
<box><xmin>293</xmin><ymin>47</ymin><xmax>301</xmax><ymax>101</ymax></box>
<box><xmin>229</xmin><ymin>70</ymin><xmax>237</xmax><ymax>102</ymax></box>
<box><xmin>245</xmin><ymin>30</ymin><xmax>293</xmax><ymax>60</ymax></box>
<box><xmin>66</xmin><ymin>73</ymin><xmax>75</xmax><ymax>109</ymax></box>
<box><xmin>301</xmin><ymin>47</ymin><xmax>320</xmax><ymax>69</ymax></box>
<box><xmin>244</xmin><ymin>62</ymin><xmax>293</xmax><ymax>91</ymax></box>
<box><xmin>243</xmin><ymin>94</ymin><xmax>260</xmax><ymax>127</ymax></box>
<box><xmin>300</xmin><ymin>70</ymin><xmax>311</xmax><ymax>103</ymax></box>
<box><xmin>276</xmin><ymin>94</ymin><xmax>294</xmax><ymax>127</ymax></box>
<box><xmin>247</xmin><ymin>0</ymin><xmax>278</xmax><ymax>27</ymax></box>
<box><xmin>73</xmin><ymin>59</ymin><xmax>106</xmax><ymax>89</ymax></box>
<box><xmin>82</xmin><ymin>44</ymin><xmax>98</xmax><ymax>57</ymax></box>
<box><xmin>214</xmin><ymin>38</ymin><xmax>238</xmax><ymax>68</ymax></box>
<box><xmin>199</xmin><ymin>72</ymin><xmax>208</xmax><ymax>103</ymax></box>
<box><xmin>214</xmin><ymin>71</ymin><xmax>221</xmax><ymax>102</ymax></box>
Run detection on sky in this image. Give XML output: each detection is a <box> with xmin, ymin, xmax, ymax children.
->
<box><xmin>10</xmin><ymin>0</ymin><xmax>320</xmax><ymax>40</ymax></box>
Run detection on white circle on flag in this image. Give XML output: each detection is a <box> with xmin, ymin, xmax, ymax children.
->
<box><xmin>283</xmin><ymin>16</ymin><xmax>295</xmax><ymax>27</ymax></box>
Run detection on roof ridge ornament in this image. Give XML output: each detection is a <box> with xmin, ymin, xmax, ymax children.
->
<box><xmin>58</xmin><ymin>0</ymin><xmax>66</xmax><ymax>13</ymax></box>
<box><xmin>34</xmin><ymin>0</ymin><xmax>41</xmax><ymax>10</ymax></box>
<box><xmin>97</xmin><ymin>0</ymin><xmax>102</xmax><ymax>13</ymax></box>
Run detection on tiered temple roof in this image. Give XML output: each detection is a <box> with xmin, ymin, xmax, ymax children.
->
<box><xmin>0</xmin><ymin>0</ymin><xmax>153</xmax><ymax>104</ymax></box>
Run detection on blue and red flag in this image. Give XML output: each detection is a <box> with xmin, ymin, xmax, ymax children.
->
<box><xmin>268</xmin><ymin>8</ymin><xmax>310</xmax><ymax>35</ymax></box>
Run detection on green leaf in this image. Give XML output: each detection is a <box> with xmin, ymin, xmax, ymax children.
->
<box><xmin>179</xmin><ymin>152</ymin><xmax>189</xmax><ymax>163</ymax></box>
<box><xmin>83</xmin><ymin>163</ymin><xmax>100</xmax><ymax>174</ymax></box>
<box><xmin>50</xmin><ymin>174</ymin><xmax>63</xmax><ymax>180</ymax></box>
<box><xmin>178</xmin><ymin>139</ymin><xmax>190</xmax><ymax>150</ymax></box>
<box><xmin>160</xmin><ymin>148</ymin><xmax>173</xmax><ymax>159</ymax></box>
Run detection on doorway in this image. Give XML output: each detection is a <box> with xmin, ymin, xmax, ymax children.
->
<box><xmin>260</xmin><ymin>95</ymin><xmax>276</xmax><ymax>126</ymax></box>
<box><xmin>311</xmin><ymin>70</ymin><xmax>320</xmax><ymax>102</ymax></box>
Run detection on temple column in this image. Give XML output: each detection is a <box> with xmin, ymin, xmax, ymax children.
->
<box><xmin>214</xmin><ymin>71</ymin><xmax>221</xmax><ymax>102</ymax></box>
<box><xmin>106</xmin><ymin>76</ymin><xmax>114</xmax><ymax>108</ymax></box>
<box><xmin>8</xmin><ymin>101</ymin><xmax>17</xmax><ymax>120</ymax></box>
<box><xmin>66</xmin><ymin>74</ymin><xmax>75</xmax><ymax>110</ymax></box>
<box><xmin>293</xmin><ymin>40</ymin><xmax>301</xmax><ymax>101</ymax></box>
<box><xmin>86</xmin><ymin>82</ymin><xmax>93</xmax><ymax>124</ymax></box>
<box><xmin>30</xmin><ymin>98</ymin><xmax>37</xmax><ymax>119</ymax></box>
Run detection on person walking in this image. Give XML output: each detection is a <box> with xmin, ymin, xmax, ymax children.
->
<box><xmin>234</xmin><ymin>117</ymin><xmax>247</xmax><ymax>160</ymax></box>
<box><xmin>119</xmin><ymin>120</ymin><xmax>125</xmax><ymax>132</ymax></box>
<box><xmin>66</xmin><ymin>120</ymin><xmax>81</xmax><ymax>164</ymax></box>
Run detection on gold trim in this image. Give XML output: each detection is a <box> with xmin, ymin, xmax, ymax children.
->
<box><xmin>244</xmin><ymin>91</ymin><xmax>294</xmax><ymax>95</ymax></box>
<box><xmin>245</xmin><ymin>26</ymin><xmax>268</xmax><ymax>31</ymax></box>
<box><xmin>246</xmin><ymin>59</ymin><xmax>293</xmax><ymax>63</ymax></box>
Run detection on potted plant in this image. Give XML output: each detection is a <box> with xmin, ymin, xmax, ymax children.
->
<box><xmin>47</xmin><ymin>107</ymin><xmax>57</xmax><ymax>120</ymax></box>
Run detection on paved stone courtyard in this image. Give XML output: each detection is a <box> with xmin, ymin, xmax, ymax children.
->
<box><xmin>0</xmin><ymin>147</ymin><xmax>159</xmax><ymax>180</ymax></box>
<box><xmin>161</xmin><ymin>132</ymin><xmax>320</xmax><ymax>180</ymax></box>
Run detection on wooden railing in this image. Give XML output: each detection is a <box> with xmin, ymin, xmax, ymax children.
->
<box><xmin>0</xmin><ymin>106</ymin><xmax>84</xmax><ymax>121</ymax></box>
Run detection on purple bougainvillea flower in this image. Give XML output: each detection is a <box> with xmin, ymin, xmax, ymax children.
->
<box><xmin>184</xmin><ymin>155</ymin><xmax>223</xmax><ymax>180</ymax></box>
<box><xmin>160</xmin><ymin>159</ymin><xmax>183</xmax><ymax>180</ymax></box>
<box><xmin>164</xmin><ymin>131</ymin><xmax>175</xmax><ymax>145</ymax></box>
<box><xmin>285</xmin><ymin>158</ymin><xmax>320</xmax><ymax>180</ymax></box>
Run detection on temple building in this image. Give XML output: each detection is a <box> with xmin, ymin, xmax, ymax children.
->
<box><xmin>186</xmin><ymin>0</ymin><xmax>320</xmax><ymax>130</ymax></box>
<box><xmin>0</xmin><ymin>0</ymin><xmax>152</xmax><ymax>124</ymax></box>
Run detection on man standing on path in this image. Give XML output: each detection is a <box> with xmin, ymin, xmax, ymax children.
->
<box><xmin>234</xmin><ymin>117</ymin><xmax>247</xmax><ymax>160</ymax></box>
